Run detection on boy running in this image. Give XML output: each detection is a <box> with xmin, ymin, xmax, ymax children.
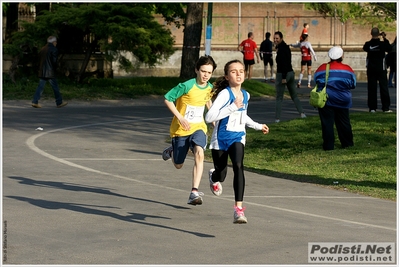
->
<box><xmin>162</xmin><ymin>56</ymin><xmax>217</xmax><ymax>205</ymax></box>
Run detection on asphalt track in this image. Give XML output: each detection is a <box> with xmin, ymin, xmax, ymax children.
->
<box><xmin>2</xmin><ymin>82</ymin><xmax>397</xmax><ymax>265</ymax></box>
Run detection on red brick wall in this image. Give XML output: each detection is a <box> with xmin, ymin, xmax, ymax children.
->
<box><xmin>163</xmin><ymin>3</ymin><xmax>396</xmax><ymax>51</ymax></box>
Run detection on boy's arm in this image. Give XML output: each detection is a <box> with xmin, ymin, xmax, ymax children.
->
<box><xmin>164</xmin><ymin>99</ymin><xmax>190</xmax><ymax>131</ymax></box>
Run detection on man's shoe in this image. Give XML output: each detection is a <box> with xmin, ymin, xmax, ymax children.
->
<box><xmin>31</xmin><ymin>103</ymin><xmax>42</xmax><ymax>108</ymax></box>
<box><xmin>370</xmin><ymin>110</ymin><xmax>376</xmax><ymax>113</ymax></box>
<box><xmin>187</xmin><ymin>191</ymin><xmax>204</xmax><ymax>205</ymax></box>
<box><xmin>297</xmin><ymin>83</ymin><xmax>301</xmax><ymax>88</ymax></box>
<box><xmin>233</xmin><ymin>206</ymin><xmax>247</xmax><ymax>224</ymax></box>
<box><xmin>162</xmin><ymin>146</ymin><xmax>173</xmax><ymax>161</ymax></box>
<box><xmin>209</xmin><ymin>169</ymin><xmax>222</xmax><ymax>196</ymax></box>
<box><xmin>301</xmin><ymin>113</ymin><xmax>307</xmax><ymax>118</ymax></box>
<box><xmin>383</xmin><ymin>110</ymin><xmax>393</xmax><ymax>113</ymax></box>
<box><xmin>57</xmin><ymin>102</ymin><xmax>68</xmax><ymax>108</ymax></box>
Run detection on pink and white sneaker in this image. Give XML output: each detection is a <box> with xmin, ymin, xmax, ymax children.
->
<box><xmin>209</xmin><ymin>169</ymin><xmax>222</xmax><ymax>196</ymax></box>
<box><xmin>233</xmin><ymin>206</ymin><xmax>247</xmax><ymax>224</ymax></box>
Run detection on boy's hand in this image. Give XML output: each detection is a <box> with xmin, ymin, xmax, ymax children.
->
<box><xmin>179</xmin><ymin>117</ymin><xmax>191</xmax><ymax>131</ymax></box>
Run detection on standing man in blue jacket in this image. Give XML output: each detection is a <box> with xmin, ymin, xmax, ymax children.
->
<box><xmin>32</xmin><ymin>36</ymin><xmax>67</xmax><ymax>108</ymax></box>
<box><xmin>363</xmin><ymin>27</ymin><xmax>392</xmax><ymax>113</ymax></box>
<box><xmin>314</xmin><ymin>47</ymin><xmax>356</xmax><ymax>151</ymax></box>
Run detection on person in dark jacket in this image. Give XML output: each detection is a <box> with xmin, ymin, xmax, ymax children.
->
<box><xmin>387</xmin><ymin>36</ymin><xmax>396</xmax><ymax>88</ymax></box>
<box><xmin>362</xmin><ymin>27</ymin><xmax>392</xmax><ymax>113</ymax></box>
<box><xmin>32</xmin><ymin>36</ymin><xmax>67</xmax><ymax>108</ymax></box>
<box><xmin>314</xmin><ymin>46</ymin><xmax>356</xmax><ymax>151</ymax></box>
<box><xmin>259</xmin><ymin>32</ymin><xmax>274</xmax><ymax>82</ymax></box>
<box><xmin>273</xmin><ymin>31</ymin><xmax>306</xmax><ymax>123</ymax></box>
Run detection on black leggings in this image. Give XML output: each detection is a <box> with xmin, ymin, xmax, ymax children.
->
<box><xmin>211</xmin><ymin>142</ymin><xmax>245</xmax><ymax>202</ymax></box>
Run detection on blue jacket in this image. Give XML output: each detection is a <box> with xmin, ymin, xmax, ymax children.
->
<box><xmin>314</xmin><ymin>61</ymin><xmax>356</xmax><ymax>109</ymax></box>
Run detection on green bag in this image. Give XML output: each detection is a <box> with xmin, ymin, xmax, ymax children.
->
<box><xmin>309</xmin><ymin>63</ymin><xmax>330</xmax><ymax>108</ymax></box>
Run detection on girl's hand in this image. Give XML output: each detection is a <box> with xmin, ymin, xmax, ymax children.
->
<box><xmin>234</xmin><ymin>95</ymin><xmax>244</xmax><ymax>109</ymax></box>
<box><xmin>261</xmin><ymin>124</ymin><xmax>269</xmax><ymax>134</ymax></box>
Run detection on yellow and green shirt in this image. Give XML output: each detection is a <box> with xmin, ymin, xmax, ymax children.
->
<box><xmin>164</xmin><ymin>78</ymin><xmax>213</xmax><ymax>137</ymax></box>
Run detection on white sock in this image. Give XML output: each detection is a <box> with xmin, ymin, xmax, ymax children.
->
<box><xmin>298</xmin><ymin>73</ymin><xmax>303</xmax><ymax>83</ymax></box>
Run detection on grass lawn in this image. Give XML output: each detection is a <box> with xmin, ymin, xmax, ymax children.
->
<box><xmin>236</xmin><ymin>113</ymin><xmax>396</xmax><ymax>201</ymax></box>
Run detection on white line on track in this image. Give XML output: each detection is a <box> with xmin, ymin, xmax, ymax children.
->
<box><xmin>25</xmin><ymin>119</ymin><xmax>396</xmax><ymax>232</ymax></box>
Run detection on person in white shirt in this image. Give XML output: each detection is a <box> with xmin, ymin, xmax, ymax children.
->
<box><xmin>205</xmin><ymin>59</ymin><xmax>269</xmax><ymax>224</ymax></box>
<box><xmin>291</xmin><ymin>34</ymin><xmax>317</xmax><ymax>88</ymax></box>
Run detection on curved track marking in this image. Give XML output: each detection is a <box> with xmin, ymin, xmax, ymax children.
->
<box><xmin>25</xmin><ymin>119</ymin><xmax>396</xmax><ymax>232</ymax></box>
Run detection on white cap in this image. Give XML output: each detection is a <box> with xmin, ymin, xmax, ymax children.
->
<box><xmin>328</xmin><ymin>46</ymin><xmax>343</xmax><ymax>60</ymax></box>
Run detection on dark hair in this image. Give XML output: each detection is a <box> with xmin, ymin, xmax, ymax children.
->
<box><xmin>274</xmin><ymin>31</ymin><xmax>283</xmax><ymax>39</ymax></box>
<box><xmin>303</xmin><ymin>23</ymin><xmax>308</xmax><ymax>28</ymax></box>
<box><xmin>266</xmin><ymin>32</ymin><xmax>271</xmax><ymax>39</ymax></box>
<box><xmin>195</xmin><ymin>55</ymin><xmax>217</xmax><ymax>72</ymax></box>
<box><xmin>211</xmin><ymin>59</ymin><xmax>243</xmax><ymax>101</ymax></box>
<box><xmin>248</xmin><ymin>32</ymin><xmax>253</xmax><ymax>38</ymax></box>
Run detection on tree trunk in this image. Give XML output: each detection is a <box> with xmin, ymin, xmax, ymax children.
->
<box><xmin>5</xmin><ymin>3</ymin><xmax>19</xmax><ymax>43</ymax></box>
<box><xmin>180</xmin><ymin>3</ymin><xmax>203</xmax><ymax>79</ymax></box>
<box><xmin>76</xmin><ymin>39</ymin><xmax>98</xmax><ymax>83</ymax></box>
<box><xmin>35</xmin><ymin>3</ymin><xmax>50</xmax><ymax>16</ymax></box>
<box><xmin>8</xmin><ymin>55</ymin><xmax>20</xmax><ymax>84</ymax></box>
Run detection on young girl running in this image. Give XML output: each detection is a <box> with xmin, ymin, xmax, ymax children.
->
<box><xmin>205</xmin><ymin>59</ymin><xmax>269</xmax><ymax>223</ymax></box>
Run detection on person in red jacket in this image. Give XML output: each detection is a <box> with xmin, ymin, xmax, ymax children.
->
<box><xmin>238</xmin><ymin>32</ymin><xmax>260</xmax><ymax>80</ymax></box>
<box><xmin>299</xmin><ymin>23</ymin><xmax>309</xmax><ymax>42</ymax></box>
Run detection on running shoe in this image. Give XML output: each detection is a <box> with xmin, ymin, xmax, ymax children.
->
<box><xmin>162</xmin><ymin>146</ymin><xmax>173</xmax><ymax>161</ymax></box>
<box><xmin>187</xmin><ymin>191</ymin><xmax>204</xmax><ymax>205</ymax></box>
<box><xmin>233</xmin><ymin>206</ymin><xmax>247</xmax><ymax>224</ymax></box>
<box><xmin>209</xmin><ymin>169</ymin><xmax>222</xmax><ymax>196</ymax></box>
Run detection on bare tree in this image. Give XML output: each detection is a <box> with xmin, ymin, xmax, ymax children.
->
<box><xmin>180</xmin><ymin>3</ymin><xmax>203</xmax><ymax>79</ymax></box>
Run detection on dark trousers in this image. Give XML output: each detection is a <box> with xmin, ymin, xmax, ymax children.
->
<box><xmin>211</xmin><ymin>142</ymin><xmax>245</xmax><ymax>202</ymax></box>
<box><xmin>318</xmin><ymin>105</ymin><xmax>354</xmax><ymax>151</ymax></box>
<box><xmin>32</xmin><ymin>78</ymin><xmax>63</xmax><ymax>106</ymax></box>
<box><xmin>367</xmin><ymin>69</ymin><xmax>391</xmax><ymax>111</ymax></box>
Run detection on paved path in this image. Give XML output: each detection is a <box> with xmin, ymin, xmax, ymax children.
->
<box><xmin>2</xmin><ymin>82</ymin><xmax>396</xmax><ymax>265</ymax></box>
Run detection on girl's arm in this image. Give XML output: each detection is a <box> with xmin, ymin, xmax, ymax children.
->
<box><xmin>205</xmin><ymin>90</ymin><xmax>238</xmax><ymax>123</ymax></box>
<box><xmin>245</xmin><ymin>114</ymin><xmax>269</xmax><ymax>134</ymax></box>
<box><xmin>308</xmin><ymin>43</ymin><xmax>317</xmax><ymax>61</ymax></box>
